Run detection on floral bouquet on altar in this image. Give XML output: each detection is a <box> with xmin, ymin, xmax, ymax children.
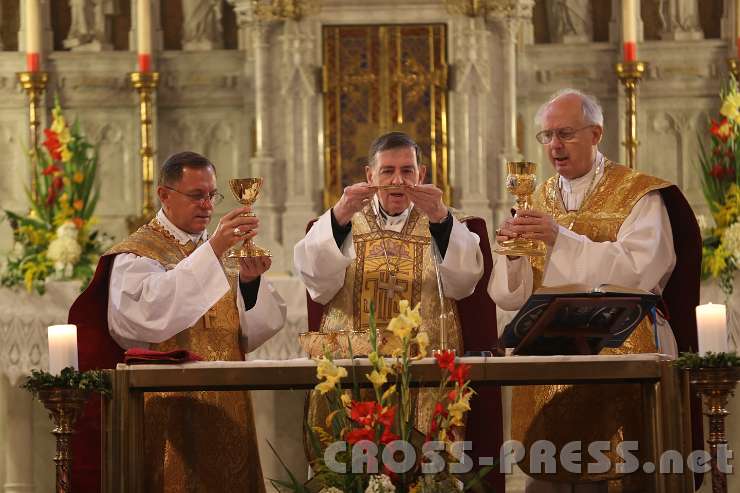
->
<box><xmin>272</xmin><ymin>300</ymin><xmax>493</xmax><ymax>493</ymax></box>
<box><xmin>697</xmin><ymin>77</ymin><xmax>740</xmax><ymax>297</ymax></box>
<box><xmin>1</xmin><ymin>99</ymin><xmax>108</xmax><ymax>294</ymax></box>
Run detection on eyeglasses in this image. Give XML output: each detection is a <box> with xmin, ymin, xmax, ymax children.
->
<box><xmin>164</xmin><ymin>186</ymin><xmax>224</xmax><ymax>206</ymax></box>
<box><xmin>535</xmin><ymin>125</ymin><xmax>595</xmax><ymax>145</ymax></box>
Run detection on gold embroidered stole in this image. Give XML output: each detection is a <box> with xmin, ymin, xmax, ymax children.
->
<box><xmin>512</xmin><ymin>162</ymin><xmax>671</xmax><ymax>486</ymax></box>
<box><xmin>107</xmin><ymin>219</ymin><xmax>264</xmax><ymax>493</ymax></box>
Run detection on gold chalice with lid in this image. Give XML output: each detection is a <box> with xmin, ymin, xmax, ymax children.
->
<box><xmin>228</xmin><ymin>178</ymin><xmax>271</xmax><ymax>258</ymax></box>
<box><xmin>494</xmin><ymin>161</ymin><xmax>547</xmax><ymax>257</ymax></box>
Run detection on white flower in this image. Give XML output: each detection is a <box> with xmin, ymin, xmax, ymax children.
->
<box><xmin>365</xmin><ymin>474</ymin><xmax>395</xmax><ymax>493</ymax></box>
<box><xmin>721</xmin><ymin>222</ymin><xmax>740</xmax><ymax>262</ymax></box>
<box><xmin>56</xmin><ymin>221</ymin><xmax>79</xmax><ymax>240</ymax></box>
<box><xmin>47</xmin><ymin>236</ymin><xmax>82</xmax><ymax>270</ymax></box>
<box><xmin>319</xmin><ymin>488</ymin><xmax>344</xmax><ymax>493</ymax></box>
<box><xmin>695</xmin><ymin>214</ymin><xmax>713</xmax><ymax>236</ymax></box>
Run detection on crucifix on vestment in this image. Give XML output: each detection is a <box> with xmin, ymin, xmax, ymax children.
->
<box><xmin>377</xmin><ymin>272</ymin><xmax>405</xmax><ymax>302</ymax></box>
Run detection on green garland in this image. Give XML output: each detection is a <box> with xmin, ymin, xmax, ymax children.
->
<box><xmin>673</xmin><ymin>351</ymin><xmax>740</xmax><ymax>370</ymax></box>
<box><xmin>21</xmin><ymin>367</ymin><xmax>111</xmax><ymax>397</ymax></box>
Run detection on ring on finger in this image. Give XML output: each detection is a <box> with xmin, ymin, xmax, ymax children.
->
<box><xmin>234</xmin><ymin>227</ymin><xmax>245</xmax><ymax>236</ymax></box>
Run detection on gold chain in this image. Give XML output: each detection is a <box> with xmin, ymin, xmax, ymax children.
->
<box><xmin>557</xmin><ymin>157</ymin><xmax>606</xmax><ymax>230</ymax></box>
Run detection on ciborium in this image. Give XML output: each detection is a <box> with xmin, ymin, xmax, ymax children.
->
<box><xmin>494</xmin><ymin>161</ymin><xmax>547</xmax><ymax>257</ymax></box>
<box><xmin>228</xmin><ymin>178</ymin><xmax>271</xmax><ymax>258</ymax></box>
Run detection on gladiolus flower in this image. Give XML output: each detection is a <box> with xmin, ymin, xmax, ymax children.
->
<box><xmin>346</xmin><ymin>428</ymin><xmax>375</xmax><ymax>445</ymax></box>
<box><xmin>720</xmin><ymin>92</ymin><xmax>740</xmax><ymax>124</ymax></box>
<box><xmin>351</xmin><ymin>401</ymin><xmax>380</xmax><ymax>426</ymax></box>
<box><xmin>711</xmin><ymin>164</ymin><xmax>726</xmax><ymax>178</ymax></box>
<box><xmin>450</xmin><ymin>364</ymin><xmax>471</xmax><ymax>386</ymax></box>
<box><xmin>60</xmin><ymin>146</ymin><xmax>72</xmax><ymax>162</ymax></box>
<box><xmin>366</xmin><ymin>370</ymin><xmax>387</xmax><ymax>387</ymax></box>
<box><xmin>711</xmin><ymin>118</ymin><xmax>733</xmax><ymax>142</ymax></box>
<box><xmin>377</xmin><ymin>406</ymin><xmax>396</xmax><ymax>428</ymax></box>
<box><xmin>72</xmin><ymin>217</ymin><xmax>85</xmax><ymax>230</ymax></box>
<box><xmin>434</xmin><ymin>350</ymin><xmax>456</xmax><ymax>372</ymax></box>
<box><xmin>42</xmin><ymin>164</ymin><xmax>60</xmax><ymax>176</ymax></box>
<box><xmin>43</xmin><ymin>129</ymin><xmax>62</xmax><ymax>160</ymax></box>
<box><xmin>73</xmin><ymin>171</ymin><xmax>84</xmax><ymax>183</ymax></box>
<box><xmin>73</xmin><ymin>199</ymin><xmax>83</xmax><ymax>211</ymax></box>
<box><xmin>380</xmin><ymin>428</ymin><xmax>399</xmax><ymax>445</ymax></box>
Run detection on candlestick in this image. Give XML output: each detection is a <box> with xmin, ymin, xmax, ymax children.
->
<box><xmin>696</xmin><ymin>303</ymin><xmax>728</xmax><ymax>355</ymax></box>
<box><xmin>47</xmin><ymin>325</ymin><xmax>79</xmax><ymax>375</ymax></box>
<box><xmin>622</xmin><ymin>0</ymin><xmax>637</xmax><ymax>62</ymax></box>
<box><xmin>136</xmin><ymin>0</ymin><xmax>152</xmax><ymax>72</ymax></box>
<box><xmin>25</xmin><ymin>0</ymin><xmax>42</xmax><ymax>71</ymax></box>
<box><xmin>615</xmin><ymin>60</ymin><xmax>646</xmax><ymax>169</ymax></box>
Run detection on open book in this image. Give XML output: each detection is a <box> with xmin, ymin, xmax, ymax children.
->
<box><xmin>500</xmin><ymin>284</ymin><xmax>659</xmax><ymax>356</ymax></box>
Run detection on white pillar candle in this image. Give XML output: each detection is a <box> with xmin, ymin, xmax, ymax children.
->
<box><xmin>48</xmin><ymin>324</ymin><xmax>79</xmax><ymax>375</ymax></box>
<box><xmin>695</xmin><ymin>303</ymin><xmax>728</xmax><ymax>355</ymax></box>
<box><xmin>622</xmin><ymin>0</ymin><xmax>637</xmax><ymax>61</ymax></box>
<box><xmin>25</xmin><ymin>0</ymin><xmax>42</xmax><ymax>71</ymax></box>
<box><xmin>136</xmin><ymin>0</ymin><xmax>152</xmax><ymax>71</ymax></box>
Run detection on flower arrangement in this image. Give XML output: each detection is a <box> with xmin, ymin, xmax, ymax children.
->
<box><xmin>2</xmin><ymin>99</ymin><xmax>108</xmax><ymax>294</ymax></box>
<box><xmin>273</xmin><ymin>300</ymin><xmax>492</xmax><ymax>493</ymax></box>
<box><xmin>697</xmin><ymin>77</ymin><xmax>740</xmax><ymax>297</ymax></box>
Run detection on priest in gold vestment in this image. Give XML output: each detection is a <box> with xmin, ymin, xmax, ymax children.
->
<box><xmin>71</xmin><ymin>151</ymin><xmax>286</xmax><ymax>492</ymax></box>
<box><xmin>489</xmin><ymin>90</ymin><xmax>691</xmax><ymax>493</ymax></box>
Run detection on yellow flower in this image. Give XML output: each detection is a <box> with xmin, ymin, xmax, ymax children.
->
<box><xmin>60</xmin><ymin>146</ymin><xmax>72</xmax><ymax>163</ymax></box>
<box><xmin>73</xmin><ymin>171</ymin><xmax>84</xmax><ymax>184</ymax></box>
<box><xmin>50</xmin><ymin>113</ymin><xmax>67</xmax><ymax>134</ymax></box>
<box><xmin>57</xmin><ymin>127</ymin><xmax>71</xmax><ymax>146</ymax></box>
<box><xmin>388</xmin><ymin>315</ymin><xmax>412</xmax><ymax>339</ymax></box>
<box><xmin>366</xmin><ymin>370</ymin><xmax>387</xmax><ymax>386</ymax></box>
<box><xmin>704</xmin><ymin>246</ymin><xmax>731</xmax><ymax>278</ymax></box>
<box><xmin>340</xmin><ymin>393</ymin><xmax>352</xmax><ymax>407</ymax></box>
<box><xmin>448</xmin><ymin>399</ymin><xmax>471</xmax><ymax>426</ymax></box>
<box><xmin>59</xmin><ymin>193</ymin><xmax>69</xmax><ymax>203</ymax></box>
<box><xmin>315</xmin><ymin>378</ymin><xmax>338</xmax><ymax>394</ymax></box>
<box><xmin>315</xmin><ymin>358</ymin><xmax>347</xmax><ymax>394</ymax></box>
<box><xmin>415</xmin><ymin>331</ymin><xmax>429</xmax><ymax>358</ymax></box>
<box><xmin>720</xmin><ymin>92</ymin><xmax>740</xmax><ymax>124</ymax></box>
<box><xmin>381</xmin><ymin>384</ymin><xmax>396</xmax><ymax>403</ymax></box>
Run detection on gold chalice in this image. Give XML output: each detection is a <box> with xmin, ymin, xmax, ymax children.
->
<box><xmin>228</xmin><ymin>178</ymin><xmax>272</xmax><ymax>258</ymax></box>
<box><xmin>494</xmin><ymin>161</ymin><xmax>547</xmax><ymax>257</ymax></box>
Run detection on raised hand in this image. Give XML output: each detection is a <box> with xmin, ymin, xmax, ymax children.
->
<box><xmin>332</xmin><ymin>182</ymin><xmax>376</xmax><ymax>226</ymax></box>
<box><xmin>405</xmin><ymin>184</ymin><xmax>448</xmax><ymax>223</ymax></box>
<box><xmin>209</xmin><ymin>206</ymin><xmax>260</xmax><ymax>258</ymax></box>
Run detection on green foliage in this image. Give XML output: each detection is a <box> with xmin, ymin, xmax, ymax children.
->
<box><xmin>673</xmin><ymin>351</ymin><xmax>740</xmax><ymax>370</ymax></box>
<box><xmin>21</xmin><ymin>367</ymin><xmax>111</xmax><ymax>397</ymax></box>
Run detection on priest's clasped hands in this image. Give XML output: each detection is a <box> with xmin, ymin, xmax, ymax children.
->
<box><xmin>332</xmin><ymin>181</ymin><xmax>449</xmax><ymax>225</ymax></box>
<box><xmin>208</xmin><ymin>205</ymin><xmax>271</xmax><ymax>282</ymax></box>
<box><xmin>496</xmin><ymin>209</ymin><xmax>560</xmax><ymax>247</ymax></box>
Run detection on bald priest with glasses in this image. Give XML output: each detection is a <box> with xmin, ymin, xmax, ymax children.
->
<box><xmin>68</xmin><ymin>151</ymin><xmax>286</xmax><ymax>493</ymax></box>
<box><xmin>488</xmin><ymin>89</ymin><xmax>702</xmax><ymax>493</ymax></box>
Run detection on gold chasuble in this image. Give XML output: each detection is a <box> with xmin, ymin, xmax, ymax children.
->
<box><xmin>512</xmin><ymin>162</ymin><xmax>671</xmax><ymax>489</ymax></box>
<box><xmin>107</xmin><ymin>219</ymin><xmax>264</xmax><ymax>493</ymax></box>
<box><xmin>311</xmin><ymin>204</ymin><xmax>465</xmax><ymax>433</ymax></box>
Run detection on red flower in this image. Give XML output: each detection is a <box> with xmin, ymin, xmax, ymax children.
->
<box><xmin>450</xmin><ymin>364</ymin><xmax>471</xmax><ymax>386</ymax></box>
<box><xmin>434</xmin><ymin>350</ymin><xmax>456</xmax><ymax>372</ymax></box>
<box><xmin>377</xmin><ymin>405</ymin><xmax>396</xmax><ymax>428</ymax></box>
<box><xmin>725</xmin><ymin>166</ymin><xmax>736</xmax><ymax>180</ymax></box>
<box><xmin>41</xmin><ymin>164</ymin><xmax>60</xmax><ymax>176</ymax></box>
<box><xmin>380</xmin><ymin>427</ymin><xmax>399</xmax><ymax>445</ymax></box>
<box><xmin>711</xmin><ymin>118</ymin><xmax>733</xmax><ymax>143</ymax></box>
<box><xmin>433</xmin><ymin>402</ymin><xmax>447</xmax><ymax>418</ymax></box>
<box><xmin>350</xmin><ymin>401</ymin><xmax>380</xmax><ymax>427</ymax></box>
<box><xmin>346</xmin><ymin>427</ymin><xmax>375</xmax><ymax>445</ymax></box>
<box><xmin>46</xmin><ymin>185</ymin><xmax>56</xmax><ymax>205</ymax></box>
<box><xmin>72</xmin><ymin>217</ymin><xmax>85</xmax><ymax>229</ymax></box>
<box><xmin>710</xmin><ymin>164</ymin><xmax>726</xmax><ymax>178</ymax></box>
<box><xmin>43</xmin><ymin>129</ymin><xmax>62</xmax><ymax>161</ymax></box>
<box><xmin>52</xmin><ymin>176</ymin><xmax>64</xmax><ymax>190</ymax></box>
<box><xmin>447</xmin><ymin>389</ymin><xmax>457</xmax><ymax>401</ymax></box>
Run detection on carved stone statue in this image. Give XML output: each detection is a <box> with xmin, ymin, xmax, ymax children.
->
<box><xmin>658</xmin><ymin>0</ymin><xmax>703</xmax><ymax>41</ymax></box>
<box><xmin>63</xmin><ymin>0</ymin><xmax>116</xmax><ymax>51</ymax></box>
<box><xmin>182</xmin><ymin>0</ymin><xmax>223</xmax><ymax>50</ymax></box>
<box><xmin>545</xmin><ymin>0</ymin><xmax>593</xmax><ymax>44</ymax></box>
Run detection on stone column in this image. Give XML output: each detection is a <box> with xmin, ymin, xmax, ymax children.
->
<box><xmin>280</xmin><ymin>19</ymin><xmax>321</xmax><ymax>272</ymax></box>
<box><xmin>3</xmin><ymin>378</ymin><xmax>34</xmax><ymax>493</ymax></box>
<box><xmin>448</xmin><ymin>15</ymin><xmax>494</xmax><ymax>228</ymax></box>
<box><xmin>488</xmin><ymin>0</ymin><xmax>533</xmax><ymax>226</ymax></box>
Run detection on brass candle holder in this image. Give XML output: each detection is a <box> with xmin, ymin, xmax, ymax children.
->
<box><xmin>615</xmin><ymin>61</ymin><xmax>646</xmax><ymax>170</ymax></box>
<box><xmin>17</xmin><ymin>71</ymin><xmax>49</xmax><ymax>202</ymax></box>
<box><xmin>37</xmin><ymin>388</ymin><xmax>91</xmax><ymax>493</ymax></box>
<box><xmin>127</xmin><ymin>71</ymin><xmax>160</xmax><ymax>233</ymax></box>
<box><xmin>689</xmin><ymin>366</ymin><xmax>739</xmax><ymax>493</ymax></box>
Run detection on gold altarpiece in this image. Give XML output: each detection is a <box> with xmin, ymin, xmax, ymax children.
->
<box><xmin>322</xmin><ymin>24</ymin><xmax>451</xmax><ymax>209</ymax></box>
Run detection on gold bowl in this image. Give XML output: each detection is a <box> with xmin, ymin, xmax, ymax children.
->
<box><xmin>298</xmin><ymin>330</ymin><xmax>408</xmax><ymax>358</ymax></box>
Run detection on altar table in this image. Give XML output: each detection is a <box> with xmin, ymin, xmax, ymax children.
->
<box><xmin>103</xmin><ymin>354</ymin><xmax>694</xmax><ymax>493</ymax></box>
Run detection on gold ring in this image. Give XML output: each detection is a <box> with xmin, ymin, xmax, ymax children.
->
<box><xmin>234</xmin><ymin>227</ymin><xmax>242</xmax><ymax>236</ymax></box>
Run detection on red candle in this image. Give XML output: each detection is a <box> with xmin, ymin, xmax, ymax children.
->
<box><xmin>622</xmin><ymin>0</ymin><xmax>637</xmax><ymax>62</ymax></box>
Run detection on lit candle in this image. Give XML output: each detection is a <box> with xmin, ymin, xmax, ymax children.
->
<box><xmin>695</xmin><ymin>303</ymin><xmax>728</xmax><ymax>355</ymax></box>
<box><xmin>137</xmin><ymin>0</ymin><xmax>152</xmax><ymax>72</ymax></box>
<box><xmin>48</xmin><ymin>324</ymin><xmax>79</xmax><ymax>375</ymax></box>
<box><xmin>622</xmin><ymin>0</ymin><xmax>637</xmax><ymax>62</ymax></box>
<box><xmin>25</xmin><ymin>0</ymin><xmax>42</xmax><ymax>71</ymax></box>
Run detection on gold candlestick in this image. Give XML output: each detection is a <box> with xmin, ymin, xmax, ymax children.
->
<box><xmin>615</xmin><ymin>61</ymin><xmax>646</xmax><ymax>170</ymax></box>
<box><xmin>37</xmin><ymin>388</ymin><xmax>91</xmax><ymax>493</ymax></box>
<box><xmin>127</xmin><ymin>71</ymin><xmax>160</xmax><ymax>233</ymax></box>
<box><xmin>689</xmin><ymin>367</ymin><xmax>739</xmax><ymax>493</ymax></box>
<box><xmin>17</xmin><ymin>71</ymin><xmax>49</xmax><ymax>202</ymax></box>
